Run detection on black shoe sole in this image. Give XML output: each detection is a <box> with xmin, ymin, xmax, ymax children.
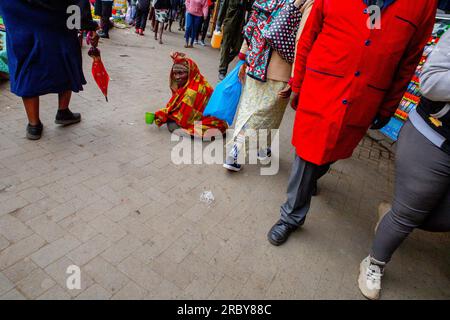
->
<box><xmin>267</xmin><ymin>235</ymin><xmax>286</xmax><ymax>246</ymax></box>
<box><xmin>267</xmin><ymin>222</ymin><xmax>302</xmax><ymax>246</ymax></box>
<box><xmin>26</xmin><ymin>132</ymin><xmax>42</xmax><ymax>140</ymax></box>
<box><xmin>55</xmin><ymin>118</ymin><xmax>81</xmax><ymax>126</ymax></box>
<box><xmin>223</xmin><ymin>163</ymin><xmax>242</xmax><ymax>172</ymax></box>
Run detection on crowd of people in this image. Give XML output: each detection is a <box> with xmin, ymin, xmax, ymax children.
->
<box><xmin>0</xmin><ymin>0</ymin><xmax>449</xmax><ymax>300</ymax></box>
<box><xmin>121</xmin><ymin>0</ymin><xmax>215</xmax><ymax>45</ymax></box>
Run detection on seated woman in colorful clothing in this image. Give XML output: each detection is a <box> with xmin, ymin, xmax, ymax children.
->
<box><xmin>154</xmin><ymin>52</ymin><xmax>228</xmax><ymax>138</ymax></box>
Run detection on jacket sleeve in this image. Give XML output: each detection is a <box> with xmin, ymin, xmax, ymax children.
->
<box><xmin>419</xmin><ymin>30</ymin><xmax>450</xmax><ymax>102</ymax></box>
<box><xmin>378</xmin><ymin>4</ymin><xmax>437</xmax><ymax>118</ymax></box>
<box><xmin>291</xmin><ymin>0</ymin><xmax>324</xmax><ymax>94</ymax></box>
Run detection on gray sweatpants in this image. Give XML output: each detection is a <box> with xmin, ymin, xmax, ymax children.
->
<box><xmin>280</xmin><ymin>155</ymin><xmax>331</xmax><ymax>227</ymax></box>
<box><xmin>371</xmin><ymin>121</ymin><xmax>450</xmax><ymax>263</ymax></box>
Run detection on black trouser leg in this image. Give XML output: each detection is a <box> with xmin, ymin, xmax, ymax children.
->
<box><xmin>280</xmin><ymin>155</ymin><xmax>331</xmax><ymax>228</ymax></box>
<box><xmin>201</xmin><ymin>12</ymin><xmax>211</xmax><ymax>42</ymax></box>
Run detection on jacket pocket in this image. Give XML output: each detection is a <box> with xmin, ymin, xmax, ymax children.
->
<box><xmin>368</xmin><ymin>14</ymin><xmax>417</xmax><ymax>89</ymax></box>
<box><xmin>306</xmin><ymin>67</ymin><xmax>344</xmax><ymax>78</ymax></box>
<box><xmin>345</xmin><ymin>85</ymin><xmax>386</xmax><ymax>128</ymax></box>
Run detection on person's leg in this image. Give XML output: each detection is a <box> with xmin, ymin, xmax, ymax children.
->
<box><xmin>219</xmin><ymin>24</ymin><xmax>232</xmax><ymax>75</ymax></box>
<box><xmin>168</xmin><ymin>12</ymin><xmax>174</xmax><ymax>32</ymax></box>
<box><xmin>201</xmin><ymin>12</ymin><xmax>210</xmax><ymax>43</ymax></box>
<box><xmin>23</xmin><ymin>97</ymin><xmax>40</xmax><ymax>126</ymax></box>
<box><xmin>141</xmin><ymin>8</ymin><xmax>149</xmax><ymax>33</ymax></box>
<box><xmin>191</xmin><ymin>15</ymin><xmax>201</xmax><ymax>46</ymax></box>
<box><xmin>159</xmin><ymin>20</ymin><xmax>164</xmax><ymax>44</ymax></box>
<box><xmin>131</xmin><ymin>5</ymin><xmax>137</xmax><ymax>24</ymax></box>
<box><xmin>195</xmin><ymin>17</ymin><xmax>204</xmax><ymax>42</ymax></box>
<box><xmin>370</xmin><ymin>121</ymin><xmax>450</xmax><ymax>264</ymax></box>
<box><xmin>280</xmin><ymin>155</ymin><xmax>330</xmax><ymax>227</ymax></box>
<box><xmin>58</xmin><ymin>90</ymin><xmax>71</xmax><ymax>110</ymax></box>
<box><xmin>184</xmin><ymin>13</ymin><xmax>193</xmax><ymax>46</ymax></box>
<box><xmin>23</xmin><ymin>96</ymin><xmax>43</xmax><ymax>140</ymax></box>
<box><xmin>55</xmin><ymin>90</ymin><xmax>81</xmax><ymax>125</ymax></box>
<box><xmin>420</xmin><ymin>189</ymin><xmax>450</xmax><ymax>232</ymax></box>
<box><xmin>154</xmin><ymin>21</ymin><xmax>159</xmax><ymax>40</ymax></box>
<box><xmin>180</xmin><ymin>8</ymin><xmax>185</xmax><ymax>30</ymax></box>
<box><xmin>99</xmin><ymin>16</ymin><xmax>109</xmax><ymax>37</ymax></box>
<box><xmin>229</xmin><ymin>29</ymin><xmax>244</xmax><ymax>64</ymax></box>
<box><xmin>102</xmin><ymin>1</ymin><xmax>113</xmax><ymax>36</ymax></box>
<box><xmin>267</xmin><ymin>154</ymin><xmax>331</xmax><ymax>246</ymax></box>
<box><xmin>135</xmin><ymin>8</ymin><xmax>142</xmax><ymax>32</ymax></box>
<box><xmin>359</xmin><ymin>121</ymin><xmax>449</xmax><ymax>300</ymax></box>
<box><xmin>150</xmin><ymin>7</ymin><xmax>156</xmax><ymax>31</ymax></box>
<box><xmin>94</xmin><ymin>0</ymin><xmax>103</xmax><ymax>17</ymax></box>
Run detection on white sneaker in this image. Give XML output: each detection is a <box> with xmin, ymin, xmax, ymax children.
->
<box><xmin>223</xmin><ymin>144</ymin><xmax>242</xmax><ymax>172</ymax></box>
<box><xmin>358</xmin><ymin>256</ymin><xmax>385</xmax><ymax>300</ymax></box>
<box><xmin>199</xmin><ymin>40</ymin><xmax>206</xmax><ymax>46</ymax></box>
<box><xmin>375</xmin><ymin>202</ymin><xmax>391</xmax><ymax>234</ymax></box>
<box><xmin>223</xmin><ymin>158</ymin><xmax>242</xmax><ymax>172</ymax></box>
<box><xmin>194</xmin><ymin>40</ymin><xmax>199</xmax><ymax>45</ymax></box>
<box><xmin>257</xmin><ymin>147</ymin><xmax>272</xmax><ymax>163</ymax></box>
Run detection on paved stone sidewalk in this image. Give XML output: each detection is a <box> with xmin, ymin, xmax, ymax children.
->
<box><xmin>0</xmin><ymin>27</ymin><xmax>448</xmax><ymax>300</ymax></box>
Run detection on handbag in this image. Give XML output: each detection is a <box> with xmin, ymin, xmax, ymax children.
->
<box><xmin>263</xmin><ymin>0</ymin><xmax>302</xmax><ymax>64</ymax></box>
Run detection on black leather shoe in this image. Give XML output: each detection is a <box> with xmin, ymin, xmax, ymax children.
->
<box><xmin>26</xmin><ymin>122</ymin><xmax>43</xmax><ymax>140</ymax></box>
<box><xmin>55</xmin><ymin>109</ymin><xmax>81</xmax><ymax>125</ymax></box>
<box><xmin>267</xmin><ymin>220</ymin><xmax>298</xmax><ymax>246</ymax></box>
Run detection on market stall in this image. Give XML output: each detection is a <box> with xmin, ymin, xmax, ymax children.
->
<box><xmin>92</xmin><ymin>0</ymin><xmax>128</xmax><ymax>27</ymax></box>
<box><xmin>380</xmin><ymin>14</ymin><xmax>450</xmax><ymax>140</ymax></box>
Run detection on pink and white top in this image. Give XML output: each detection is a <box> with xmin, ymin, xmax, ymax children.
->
<box><xmin>185</xmin><ymin>0</ymin><xmax>209</xmax><ymax>18</ymax></box>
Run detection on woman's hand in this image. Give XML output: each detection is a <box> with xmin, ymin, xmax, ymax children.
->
<box><xmin>278</xmin><ymin>84</ymin><xmax>292</xmax><ymax>99</ymax></box>
<box><xmin>238</xmin><ymin>64</ymin><xmax>247</xmax><ymax>84</ymax></box>
<box><xmin>291</xmin><ymin>92</ymin><xmax>299</xmax><ymax>110</ymax></box>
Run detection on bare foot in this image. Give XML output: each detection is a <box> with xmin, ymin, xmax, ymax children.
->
<box><xmin>159</xmin><ymin>39</ymin><xmax>163</xmax><ymax>45</ymax></box>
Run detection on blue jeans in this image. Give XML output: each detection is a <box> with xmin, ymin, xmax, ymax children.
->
<box><xmin>185</xmin><ymin>13</ymin><xmax>202</xmax><ymax>45</ymax></box>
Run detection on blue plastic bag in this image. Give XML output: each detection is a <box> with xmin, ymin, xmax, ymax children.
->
<box><xmin>203</xmin><ymin>60</ymin><xmax>244</xmax><ymax>125</ymax></box>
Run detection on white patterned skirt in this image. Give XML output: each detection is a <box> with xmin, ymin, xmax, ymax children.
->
<box><xmin>155</xmin><ymin>9</ymin><xmax>169</xmax><ymax>23</ymax></box>
<box><xmin>232</xmin><ymin>76</ymin><xmax>289</xmax><ymax>148</ymax></box>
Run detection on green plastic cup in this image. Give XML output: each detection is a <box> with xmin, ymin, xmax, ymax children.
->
<box><xmin>145</xmin><ymin>112</ymin><xmax>155</xmax><ymax>124</ymax></box>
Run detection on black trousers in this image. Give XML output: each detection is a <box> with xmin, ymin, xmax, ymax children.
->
<box><xmin>94</xmin><ymin>0</ymin><xmax>102</xmax><ymax>16</ymax></box>
<box><xmin>100</xmin><ymin>1</ymin><xmax>113</xmax><ymax>34</ymax></box>
<box><xmin>196</xmin><ymin>9</ymin><xmax>211</xmax><ymax>42</ymax></box>
<box><xmin>135</xmin><ymin>7</ymin><xmax>150</xmax><ymax>30</ymax></box>
<box><xmin>219</xmin><ymin>21</ymin><xmax>244</xmax><ymax>74</ymax></box>
<box><xmin>179</xmin><ymin>6</ymin><xmax>186</xmax><ymax>29</ymax></box>
<box><xmin>280</xmin><ymin>155</ymin><xmax>332</xmax><ymax>228</ymax></box>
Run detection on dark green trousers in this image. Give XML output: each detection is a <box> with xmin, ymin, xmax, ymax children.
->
<box><xmin>219</xmin><ymin>21</ymin><xmax>244</xmax><ymax>74</ymax></box>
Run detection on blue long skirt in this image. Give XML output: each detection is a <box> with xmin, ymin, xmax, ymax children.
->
<box><xmin>0</xmin><ymin>1</ymin><xmax>86</xmax><ymax>97</ymax></box>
